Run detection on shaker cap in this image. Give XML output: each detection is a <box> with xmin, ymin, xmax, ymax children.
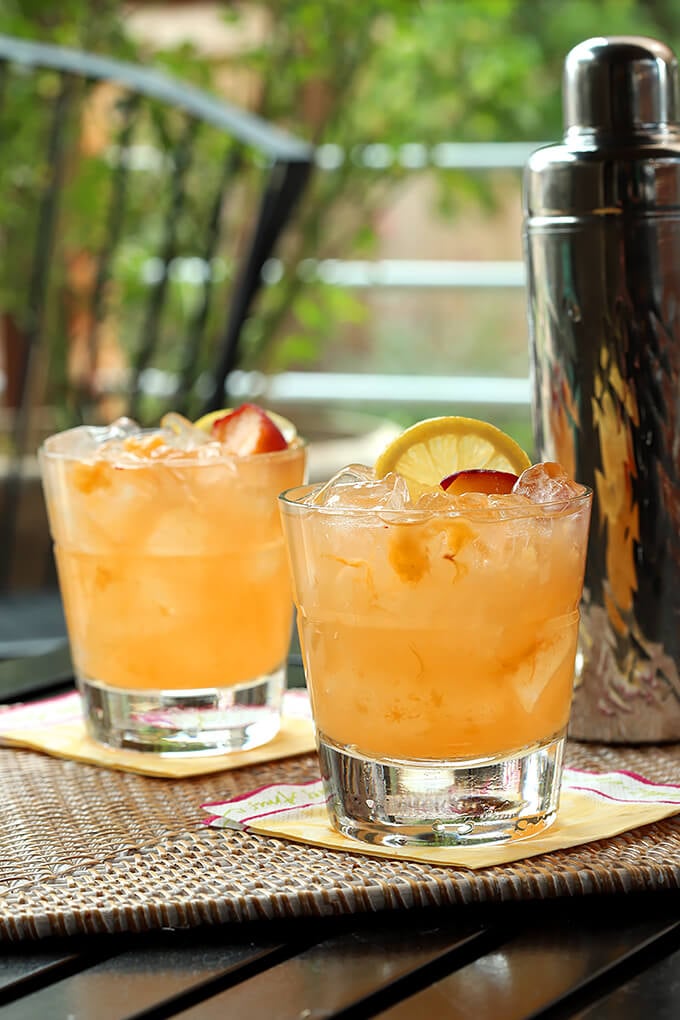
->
<box><xmin>564</xmin><ymin>36</ymin><xmax>679</xmax><ymax>139</ymax></box>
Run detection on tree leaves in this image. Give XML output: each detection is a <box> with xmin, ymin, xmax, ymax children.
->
<box><xmin>2</xmin><ymin>0</ymin><xmax>680</xmax><ymax>394</ymax></box>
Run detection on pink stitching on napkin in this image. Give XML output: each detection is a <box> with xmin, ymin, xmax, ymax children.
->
<box><xmin>201</xmin><ymin>778</ymin><xmax>330</xmax><ymax>829</ymax></box>
<box><xmin>568</xmin><ymin>766</ymin><xmax>680</xmax><ymax>790</ymax></box>
<box><xmin>202</xmin><ymin>776</ymin><xmax>322</xmax><ymax>809</ymax></box>
<box><xmin>564</xmin><ymin>767</ymin><xmax>680</xmax><ymax>805</ymax></box>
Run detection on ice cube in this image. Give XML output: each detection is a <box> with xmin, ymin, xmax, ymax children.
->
<box><xmin>84</xmin><ymin>418</ymin><xmax>145</xmax><ymax>464</ymax></box>
<box><xmin>415</xmin><ymin>490</ymin><xmax>458</xmax><ymax>513</ymax></box>
<box><xmin>310</xmin><ymin>464</ymin><xmax>410</xmax><ymax>510</ymax></box>
<box><xmin>510</xmin><ymin>625</ymin><xmax>576</xmax><ymax>714</ymax></box>
<box><xmin>447</xmin><ymin>492</ymin><xmax>492</xmax><ymax>513</ymax></box>
<box><xmin>160</xmin><ymin>412</ymin><xmax>211</xmax><ymax>449</ymax></box>
<box><xmin>508</xmin><ymin>654</ymin><xmax>547</xmax><ymax>715</ymax></box>
<box><xmin>486</xmin><ymin>492</ymin><xmax>533</xmax><ymax>518</ymax></box>
<box><xmin>415</xmin><ymin>489</ymin><xmax>534</xmax><ymax>521</ymax></box>
<box><xmin>433</xmin><ymin>491</ymin><xmax>500</xmax><ymax>523</ymax></box>
<box><xmin>311</xmin><ymin>464</ymin><xmax>373</xmax><ymax>504</ymax></box>
<box><xmin>44</xmin><ymin>425</ymin><xmax>99</xmax><ymax>458</ymax></box>
<box><xmin>513</xmin><ymin>462</ymin><xmax>586</xmax><ymax>505</ymax></box>
<box><xmin>43</xmin><ymin>419</ymin><xmax>143</xmax><ymax>459</ymax></box>
<box><xmin>97</xmin><ymin>414</ymin><xmax>218</xmax><ymax>462</ymax></box>
<box><xmin>194</xmin><ymin>441</ymin><xmax>237</xmax><ymax>465</ymax></box>
<box><xmin>107</xmin><ymin>416</ymin><xmax>142</xmax><ymax>439</ymax></box>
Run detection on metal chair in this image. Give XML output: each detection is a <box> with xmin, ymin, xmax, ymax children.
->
<box><xmin>0</xmin><ymin>34</ymin><xmax>313</xmax><ymax>664</ymax></box>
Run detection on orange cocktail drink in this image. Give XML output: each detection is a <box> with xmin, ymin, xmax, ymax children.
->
<box><xmin>280</xmin><ymin>416</ymin><xmax>591</xmax><ymax>847</ymax></box>
<box><xmin>40</xmin><ymin>407</ymin><xmax>306</xmax><ymax>754</ymax></box>
<box><xmin>284</xmin><ymin>486</ymin><xmax>590</xmax><ymax>761</ymax></box>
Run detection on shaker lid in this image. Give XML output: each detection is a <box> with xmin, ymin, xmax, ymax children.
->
<box><xmin>564</xmin><ymin>35</ymin><xmax>679</xmax><ymax>139</ymax></box>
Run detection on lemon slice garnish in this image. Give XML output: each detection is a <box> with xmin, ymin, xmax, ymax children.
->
<box><xmin>374</xmin><ymin>416</ymin><xmax>531</xmax><ymax>498</ymax></box>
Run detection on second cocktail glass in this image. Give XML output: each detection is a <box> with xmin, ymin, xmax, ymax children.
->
<box><xmin>40</xmin><ymin>412</ymin><xmax>306</xmax><ymax>755</ymax></box>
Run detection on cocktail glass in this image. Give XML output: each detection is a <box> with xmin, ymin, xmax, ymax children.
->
<box><xmin>280</xmin><ymin>468</ymin><xmax>591</xmax><ymax>846</ymax></box>
<box><xmin>39</xmin><ymin>419</ymin><xmax>306</xmax><ymax>754</ymax></box>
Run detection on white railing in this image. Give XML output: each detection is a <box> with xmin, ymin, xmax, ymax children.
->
<box><xmin>266</xmin><ymin>258</ymin><xmax>526</xmax><ymax>290</ymax></box>
<box><xmin>226</xmin><ymin>370</ymin><xmax>531</xmax><ymax>410</ymax></box>
<box><xmin>241</xmin><ymin>141</ymin><xmax>542</xmax><ymax>413</ymax></box>
<box><xmin>0</xmin><ymin>145</ymin><xmax>543</xmax><ymax>412</ymax></box>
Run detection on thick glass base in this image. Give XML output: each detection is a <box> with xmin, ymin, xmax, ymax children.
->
<box><xmin>78</xmin><ymin>666</ymin><xmax>285</xmax><ymax>756</ymax></box>
<box><xmin>318</xmin><ymin>730</ymin><xmax>566</xmax><ymax>847</ymax></box>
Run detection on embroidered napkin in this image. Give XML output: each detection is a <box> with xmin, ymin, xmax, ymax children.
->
<box><xmin>0</xmin><ymin>690</ymin><xmax>316</xmax><ymax>778</ymax></box>
<box><xmin>202</xmin><ymin>768</ymin><xmax>680</xmax><ymax>868</ymax></box>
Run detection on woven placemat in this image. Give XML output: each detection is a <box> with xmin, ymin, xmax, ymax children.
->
<box><xmin>0</xmin><ymin>740</ymin><xmax>678</xmax><ymax>942</ymax></box>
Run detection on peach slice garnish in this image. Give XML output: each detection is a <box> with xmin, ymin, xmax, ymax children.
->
<box><xmin>210</xmin><ymin>403</ymin><xmax>288</xmax><ymax>455</ymax></box>
<box><xmin>440</xmin><ymin>468</ymin><xmax>519</xmax><ymax>496</ymax></box>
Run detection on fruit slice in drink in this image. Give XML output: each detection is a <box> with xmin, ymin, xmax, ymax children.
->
<box><xmin>374</xmin><ymin>415</ymin><xmax>531</xmax><ymax>498</ymax></box>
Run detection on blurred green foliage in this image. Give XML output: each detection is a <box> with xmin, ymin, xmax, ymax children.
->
<box><xmin>0</xmin><ymin>1</ymin><xmax>271</xmax><ymax>422</ymax></box>
<box><xmin>237</xmin><ymin>0</ymin><xmax>679</xmax><ymax>370</ymax></box>
<box><xmin>1</xmin><ymin>0</ymin><xmax>679</xmax><ymax>421</ymax></box>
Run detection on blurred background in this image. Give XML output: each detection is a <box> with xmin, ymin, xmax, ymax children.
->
<box><xmin>2</xmin><ymin>0</ymin><xmax>680</xmax><ymax>597</ymax></box>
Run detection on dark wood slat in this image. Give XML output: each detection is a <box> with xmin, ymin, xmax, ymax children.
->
<box><xmin>128</xmin><ymin>112</ymin><xmax>199</xmax><ymax>418</ymax></box>
<box><xmin>0</xmin><ymin>952</ymin><xmax>79</xmax><ymax>996</ymax></box>
<box><xmin>0</xmin><ymin>941</ymin><xmax>282</xmax><ymax>1020</ymax></box>
<box><xmin>204</xmin><ymin>157</ymin><xmax>311</xmax><ymax>412</ymax></box>
<box><xmin>0</xmin><ymin>60</ymin><xmax>7</xmax><ymax>115</ymax></box>
<box><xmin>170</xmin><ymin>922</ymin><xmax>491</xmax><ymax>1020</ymax></box>
<box><xmin>173</xmin><ymin>141</ymin><xmax>243</xmax><ymax>417</ymax></box>
<box><xmin>81</xmin><ymin>92</ymin><xmax>140</xmax><ymax>415</ymax></box>
<box><xmin>573</xmin><ymin>943</ymin><xmax>680</xmax><ymax>1020</ymax></box>
<box><xmin>373</xmin><ymin>917</ymin><xmax>680</xmax><ymax>1020</ymax></box>
<box><xmin>0</xmin><ymin>71</ymin><xmax>73</xmax><ymax>589</ymax></box>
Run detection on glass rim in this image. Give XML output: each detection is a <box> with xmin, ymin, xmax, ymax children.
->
<box><xmin>39</xmin><ymin>424</ymin><xmax>307</xmax><ymax>467</ymax></box>
<box><xmin>279</xmin><ymin>480</ymin><xmax>593</xmax><ymax>521</ymax></box>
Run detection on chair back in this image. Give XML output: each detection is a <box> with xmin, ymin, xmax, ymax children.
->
<box><xmin>0</xmin><ymin>34</ymin><xmax>313</xmax><ymax>593</ymax></box>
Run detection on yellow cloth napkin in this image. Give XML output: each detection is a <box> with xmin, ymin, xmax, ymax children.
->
<box><xmin>203</xmin><ymin>770</ymin><xmax>680</xmax><ymax>869</ymax></box>
<box><xmin>0</xmin><ymin>690</ymin><xmax>316</xmax><ymax>777</ymax></box>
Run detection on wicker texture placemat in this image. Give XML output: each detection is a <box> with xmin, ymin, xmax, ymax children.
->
<box><xmin>0</xmin><ymin>741</ymin><xmax>678</xmax><ymax>942</ymax></box>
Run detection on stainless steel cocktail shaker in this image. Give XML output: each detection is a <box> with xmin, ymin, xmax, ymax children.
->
<box><xmin>524</xmin><ymin>36</ymin><xmax>680</xmax><ymax>742</ymax></box>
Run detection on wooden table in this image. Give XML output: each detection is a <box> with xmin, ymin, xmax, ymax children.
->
<box><xmin>1</xmin><ymin>893</ymin><xmax>679</xmax><ymax>1018</ymax></box>
<box><xmin>1</xmin><ymin>650</ymin><xmax>679</xmax><ymax>1018</ymax></box>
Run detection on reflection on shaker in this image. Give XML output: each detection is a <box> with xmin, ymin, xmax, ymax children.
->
<box><xmin>524</xmin><ymin>35</ymin><xmax>680</xmax><ymax>741</ymax></box>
